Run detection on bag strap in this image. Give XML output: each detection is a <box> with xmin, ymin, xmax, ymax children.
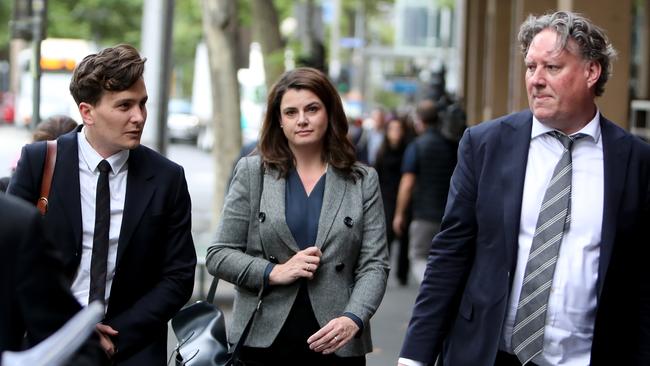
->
<box><xmin>37</xmin><ymin>140</ymin><xmax>57</xmax><ymax>215</ymax></box>
<box><xmin>206</xmin><ymin>276</ymin><xmax>219</xmax><ymax>304</ymax></box>
<box><xmin>229</xmin><ymin>285</ymin><xmax>264</xmax><ymax>360</ymax></box>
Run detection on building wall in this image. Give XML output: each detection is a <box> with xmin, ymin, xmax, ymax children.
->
<box><xmin>462</xmin><ymin>0</ymin><xmax>632</xmax><ymax>128</ymax></box>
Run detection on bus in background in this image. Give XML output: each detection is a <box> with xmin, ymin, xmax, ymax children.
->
<box><xmin>14</xmin><ymin>39</ymin><xmax>95</xmax><ymax>127</ymax></box>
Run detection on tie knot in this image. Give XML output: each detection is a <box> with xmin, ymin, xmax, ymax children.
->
<box><xmin>97</xmin><ymin>160</ymin><xmax>111</xmax><ymax>174</ymax></box>
<box><xmin>550</xmin><ymin>131</ymin><xmax>586</xmax><ymax>150</ymax></box>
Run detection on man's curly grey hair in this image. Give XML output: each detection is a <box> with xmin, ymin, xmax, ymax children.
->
<box><xmin>518</xmin><ymin>11</ymin><xmax>617</xmax><ymax>96</ymax></box>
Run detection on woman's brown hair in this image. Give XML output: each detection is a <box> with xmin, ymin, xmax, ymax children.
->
<box><xmin>258</xmin><ymin>67</ymin><xmax>361</xmax><ymax>180</ymax></box>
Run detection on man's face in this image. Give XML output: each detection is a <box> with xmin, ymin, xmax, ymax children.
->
<box><xmin>525</xmin><ymin>29</ymin><xmax>600</xmax><ymax>133</ymax></box>
<box><xmin>81</xmin><ymin>78</ymin><xmax>148</xmax><ymax>158</ymax></box>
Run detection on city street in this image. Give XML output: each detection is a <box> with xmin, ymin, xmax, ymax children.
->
<box><xmin>0</xmin><ymin>123</ymin><xmax>420</xmax><ymax>365</ymax></box>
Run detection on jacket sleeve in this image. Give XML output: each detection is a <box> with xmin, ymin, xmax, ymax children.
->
<box><xmin>399</xmin><ymin>128</ymin><xmax>478</xmax><ymax>364</ymax></box>
<box><xmin>343</xmin><ymin>167</ymin><xmax>390</xmax><ymax>327</ymax></box>
<box><xmin>106</xmin><ymin>166</ymin><xmax>196</xmax><ymax>360</ymax></box>
<box><xmin>206</xmin><ymin>157</ymin><xmax>270</xmax><ymax>293</ymax></box>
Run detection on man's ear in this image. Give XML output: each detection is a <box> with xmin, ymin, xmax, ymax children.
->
<box><xmin>585</xmin><ymin>60</ymin><xmax>602</xmax><ymax>90</ymax></box>
<box><xmin>79</xmin><ymin>102</ymin><xmax>94</xmax><ymax>125</ymax></box>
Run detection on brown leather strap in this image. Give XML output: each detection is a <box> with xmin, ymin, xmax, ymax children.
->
<box><xmin>37</xmin><ymin>140</ymin><xmax>57</xmax><ymax>215</ymax></box>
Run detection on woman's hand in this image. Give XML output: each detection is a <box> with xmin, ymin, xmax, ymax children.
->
<box><xmin>307</xmin><ymin>316</ymin><xmax>360</xmax><ymax>354</ymax></box>
<box><xmin>268</xmin><ymin>246</ymin><xmax>322</xmax><ymax>285</ymax></box>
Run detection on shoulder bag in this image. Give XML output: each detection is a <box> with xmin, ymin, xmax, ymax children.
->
<box><xmin>37</xmin><ymin>140</ymin><xmax>57</xmax><ymax>215</ymax></box>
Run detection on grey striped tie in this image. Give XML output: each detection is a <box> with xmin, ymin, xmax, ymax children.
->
<box><xmin>512</xmin><ymin>131</ymin><xmax>585</xmax><ymax>365</ymax></box>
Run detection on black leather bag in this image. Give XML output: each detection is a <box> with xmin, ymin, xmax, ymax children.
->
<box><xmin>171</xmin><ymin>277</ymin><xmax>232</xmax><ymax>365</ymax></box>
<box><xmin>171</xmin><ymin>277</ymin><xmax>264</xmax><ymax>366</ymax></box>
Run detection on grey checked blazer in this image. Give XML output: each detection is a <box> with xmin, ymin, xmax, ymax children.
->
<box><xmin>206</xmin><ymin>155</ymin><xmax>390</xmax><ymax>357</ymax></box>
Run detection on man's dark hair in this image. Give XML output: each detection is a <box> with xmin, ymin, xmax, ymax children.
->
<box><xmin>69</xmin><ymin>44</ymin><xmax>146</xmax><ymax>106</ymax></box>
<box><xmin>416</xmin><ymin>99</ymin><xmax>438</xmax><ymax>127</ymax></box>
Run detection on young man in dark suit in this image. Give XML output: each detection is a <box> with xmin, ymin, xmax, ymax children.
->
<box><xmin>8</xmin><ymin>44</ymin><xmax>197</xmax><ymax>365</ymax></box>
<box><xmin>398</xmin><ymin>11</ymin><xmax>650</xmax><ymax>366</ymax></box>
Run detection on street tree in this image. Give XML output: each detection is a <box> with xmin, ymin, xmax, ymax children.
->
<box><xmin>200</xmin><ymin>0</ymin><xmax>242</xmax><ymax>223</ymax></box>
<box><xmin>250</xmin><ymin>0</ymin><xmax>285</xmax><ymax>91</ymax></box>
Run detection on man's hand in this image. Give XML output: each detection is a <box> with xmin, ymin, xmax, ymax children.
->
<box><xmin>393</xmin><ymin>213</ymin><xmax>406</xmax><ymax>237</ymax></box>
<box><xmin>96</xmin><ymin>323</ymin><xmax>119</xmax><ymax>358</ymax></box>
<box><xmin>307</xmin><ymin>316</ymin><xmax>360</xmax><ymax>355</ymax></box>
<box><xmin>269</xmin><ymin>246</ymin><xmax>322</xmax><ymax>285</ymax></box>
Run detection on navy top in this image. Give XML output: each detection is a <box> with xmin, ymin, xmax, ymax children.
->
<box><xmin>265</xmin><ymin>168</ymin><xmax>363</xmax><ymax>332</ymax></box>
<box><xmin>285</xmin><ymin>169</ymin><xmax>326</xmax><ymax>249</ymax></box>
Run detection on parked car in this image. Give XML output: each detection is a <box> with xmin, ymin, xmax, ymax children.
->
<box><xmin>1</xmin><ymin>92</ymin><xmax>14</xmax><ymax>124</ymax></box>
<box><xmin>167</xmin><ymin>99</ymin><xmax>200</xmax><ymax>143</ymax></box>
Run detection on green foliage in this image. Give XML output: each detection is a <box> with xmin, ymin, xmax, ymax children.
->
<box><xmin>172</xmin><ymin>0</ymin><xmax>203</xmax><ymax>97</ymax></box>
<box><xmin>0</xmin><ymin>1</ymin><xmax>11</xmax><ymax>58</ymax></box>
<box><xmin>47</xmin><ymin>0</ymin><xmax>143</xmax><ymax>47</ymax></box>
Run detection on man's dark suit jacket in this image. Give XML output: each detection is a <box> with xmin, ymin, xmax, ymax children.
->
<box><xmin>8</xmin><ymin>126</ymin><xmax>197</xmax><ymax>365</ymax></box>
<box><xmin>400</xmin><ymin>110</ymin><xmax>650</xmax><ymax>365</ymax></box>
<box><xmin>0</xmin><ymin>194</ymin><xmax>82</xmax><ymax>353</ymax></box>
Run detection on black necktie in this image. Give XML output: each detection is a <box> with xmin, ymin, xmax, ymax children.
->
<box><xmin>89</xmin><ymin>160</ymin><xmax>111</xmax><ymax>304</ymax></box>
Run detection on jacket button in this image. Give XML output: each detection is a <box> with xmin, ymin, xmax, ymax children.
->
<box><xmin>269</xmin><ymin>255</ymin><xmax>279</xmax><ymax>264</ymax></box>
<box><xmin>344</xmin><ymin>217</ymin><xmax>354</xmax><ymax>227</ymax></box>
<box><xmin>335</xmin><ymin>263</ymin><xmax>345</xmax><ymax>272</ymax></box>
<box><xmin>258</xmin><ymin>212</ymin><xmax>266</xmax><ymax>222</ymax></box>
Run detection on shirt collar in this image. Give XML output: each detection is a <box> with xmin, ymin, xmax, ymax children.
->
<box><xmin>531</xmin><ymin>111</ymin><xmax>601</xmax><ymax>143</ymax></box>
<box><xmin>78</xmin><ymin>126</ymin><xmax>130</xmax><ymax>174</ymax></box>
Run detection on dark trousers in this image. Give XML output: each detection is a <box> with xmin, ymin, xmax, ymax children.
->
<box><xmin>494</xmin><ymin>351</ymin><xmax>539</xmax><ymax>366</ymax></box>
<box><xmin>239</xmin><ymin>285</ymin><xmax>365</xmax><ymax>366</ymax></box>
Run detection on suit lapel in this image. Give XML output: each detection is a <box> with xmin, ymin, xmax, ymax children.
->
<box><xmin>315</xmin><ymin>166</ymin><xmax>346</xmax><ymax>250</ymax></box>
<box><xmin>597</xmin><ymin>117</ymin><xmax>631</xmax><ymax>297</ymax></box>
<box><xmin>116</xmin><ymin>147</ymin><xmax>155</xmax><ymax>265</ymax></box>
<box><xmin>262</xmin><ymin>169</ymin><xmax>300</xmax><ymax>252</ymax></box>
<box><xmin>53</xmin><ymin>129</ymin><xmax>83</xmax><ymax>251</ymax></box>
<box><xmin>500</xmin><ymin>112</ymin><xmax>533</xmax><ymax>275</ymax></box>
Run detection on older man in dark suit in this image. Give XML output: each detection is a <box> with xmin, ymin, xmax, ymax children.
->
<box><xmin>398</xmin><ymin>11</ymin><xmax>650</xmax><ymax>366</ymax></box>
<box><xmin>9</xmin><ymin>44</ymin><xmax>196</xmax><ymax>365</ymax></box>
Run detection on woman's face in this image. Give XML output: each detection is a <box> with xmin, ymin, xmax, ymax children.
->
<box><xmin>386</xmin><ymin>119</ymin><xmax>404</xmax><ymax>147</ymax></box>
<box><xmin>279</xmin><ymin>88</ymin><xmax>328</xmax><ymax>152</ymax></box>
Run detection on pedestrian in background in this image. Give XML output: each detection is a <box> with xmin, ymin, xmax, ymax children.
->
<box><xmin>392</xmin><ymin>99</ymin><xmax>457</xmax><ymax>282</ymax></box>
<box><xmin>32</xmin><ymin>115</ymin><xmax>78</xmax><ymax>142</ymax></box>
<box><xmin>375</xmin><ymin>114</ymin><xmax>411</xmax><ymax>285</ymax></box>
<box><xmin>8</xmin><ymin>44</ymin><xmax>196</xmax><ymax>365</ymax></box>
<box><xmin>365</xmin><ymin>106</ymin><xmax>387</xmax><ymax>166</ymax></box>
<box><xmin>207</xmin><ymin>67</ymin><xmax>389</xmax><ymax>365</ymax></box>
<box><xmin>398</xmin><ymin>11</ymin><xmax>650</xmax><ymax>366</ymax></box>
<box><xmin>1</xmin><ymin>115</ymin><xmax>78</xmax><ymax>193</ymax></box>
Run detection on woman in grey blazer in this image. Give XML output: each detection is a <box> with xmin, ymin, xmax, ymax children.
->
<box><xmin>206</xmin><ymin>67</ymin><xmax>390</xmax><ymax>365</ymax></box>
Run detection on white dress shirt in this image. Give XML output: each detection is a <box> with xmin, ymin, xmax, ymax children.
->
<box><xmin>500</xmin><ymin>114</ymin><xmax>603</xmax><ymax>365</ymax></box>
<box><xmin>399</xmin><ymin>114</ymin><xmax>603</xmax><ymax>366</ymax></box>
<box><xmin>70</xmin><ymin>128</ymin><xmax>129</xmax><ymax>309</ymax></box>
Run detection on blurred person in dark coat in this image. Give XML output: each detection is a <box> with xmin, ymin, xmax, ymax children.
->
<box><xmin>0</xmin><ymin>194</ymin><xmax>103</xmax><ymax>365</ymax></box>
<box><xmin>375</xmin><ymin>114</ymin><xmax>411</xmax><ymax>285</ymax></box>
